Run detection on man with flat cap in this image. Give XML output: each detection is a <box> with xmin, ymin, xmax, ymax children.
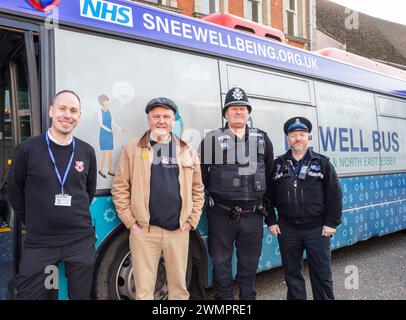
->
<box><xmin>112</xmin><ymin>97</ymin><xmax>204</xmax><ymax>300</ymax></box>
<box><xmin>199</xmin><ymin>87</ymin><xmax>274</xmax><ymax>300</ymax></box>
<box><xmin>266</xmin><ymin>116</ymin><xmax>342</xmax><ymax>300</ymax></box>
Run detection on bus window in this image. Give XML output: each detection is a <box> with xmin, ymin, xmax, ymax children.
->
<box><xmin>376</xmin><ymin>96</ymin><xmax>406</xmax><ymax>119</ymax></box>
<box><xmin>53</xmin><ymin>28</ymin><xmax>223</xmax><ymax>191</ymax></box>
<box><xmin>375</xmin><ymin>96</ymin><xmax>406</xmax><ymax>172</ymax></box>
<box><xmin>314</xmin><ymin>81</ymin><xmax>380</xmax><ymax>176</ymax></box>
<box><xmin>220</xmin><ymin>62</ymin><xmax>315</xmax><ymax>106</ymax></box>
<box><xmin>246</xmin><ymin>97</ymin><xmax>319</xmax><ymax>156</ymax></box>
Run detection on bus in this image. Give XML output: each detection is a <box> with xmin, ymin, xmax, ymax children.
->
<box><xmin>0</xmin><ymin>0</ymin><xmax>405</xmax><ymax>300</ymax></box>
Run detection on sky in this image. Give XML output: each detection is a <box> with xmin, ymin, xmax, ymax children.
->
<box><xmin>329</xmin><ymin>0</ymin><xmax>406</xmax><ymax>26</ymax></box>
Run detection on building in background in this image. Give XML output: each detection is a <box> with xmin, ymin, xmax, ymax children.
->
<box><xmin>316</xmin><ymin>0</ymin><xmax>406</xmax><ymax>69</ymax></box>
<box><xmin>133</xmin><ymin>0</ymin><xmax>316</xmax><ymax>50</ymax></box>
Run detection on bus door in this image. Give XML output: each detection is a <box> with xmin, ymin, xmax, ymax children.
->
<box><xmin>0</xmin><ymin>21</ymin><xmax>41</xmax><ymax>275</ymax></box>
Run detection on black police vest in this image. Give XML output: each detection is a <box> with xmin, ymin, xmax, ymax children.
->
<box><xmin>207</xmin><ymin>128</ymin><xmax>267</xmax><ymax>201</ymax></box>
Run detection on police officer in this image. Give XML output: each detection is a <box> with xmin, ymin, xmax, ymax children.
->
<box><xmin>199</xmin><ymin>87</ymin><xmax>274</xmax><ymax>300</ymax></box>
<box><xmin>266</xmin><ymin>117</ymin><xmax>342</xmax><ymax>300</ymax></box>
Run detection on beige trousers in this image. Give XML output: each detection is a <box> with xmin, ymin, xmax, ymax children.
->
<box><xmin>129</xmin><ymin>225</ymin><xmax>190</xmax><ymax>300</ymax></box>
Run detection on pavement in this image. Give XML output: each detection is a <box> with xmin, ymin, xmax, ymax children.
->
<box><xmin>206</xmin><ymin>231</ymin><xmax>406</xmax><ymax>300</ymax></box>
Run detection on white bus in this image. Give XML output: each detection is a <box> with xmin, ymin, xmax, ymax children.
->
<box><xmin>0</xmin><ymin>0</ymin><xmax>405</xmax><ymax>299</ymax></box>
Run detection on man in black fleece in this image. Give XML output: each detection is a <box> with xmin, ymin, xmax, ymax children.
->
<box><xmin>266</xmin><ymin>117</ymin><xmax>342</xmax><ymax>300</ymax></box>
<box><xmin>7</xmin><ymin>90</ymin><xmax>97</xmax><ymax>300</ymax></box>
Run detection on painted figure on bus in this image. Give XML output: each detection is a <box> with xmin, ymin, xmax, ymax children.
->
<box><xmin>98</xmin><ymin>94</ymin><xmax>125</xmax><ymax>179</ymax></box>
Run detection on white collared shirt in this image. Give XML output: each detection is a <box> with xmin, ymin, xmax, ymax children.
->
<box><xmin>47</xmin><ymin>129</ymin><xmax>73</xmax><ymax>146</ymax></box>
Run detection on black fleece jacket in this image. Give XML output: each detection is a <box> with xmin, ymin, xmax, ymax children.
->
<box><xmin>265</xmin><ymin>148</ymin><xmax>343</xmax><ymax>229</ymax></box>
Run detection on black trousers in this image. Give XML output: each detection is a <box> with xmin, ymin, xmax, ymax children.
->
<box><xmin>16</xmin><ymin>234</ymin><xmax>96</xmax><ymax>300</ymax></box>
<box><xmin>277</xmin><ymin>223</ymin><xmax>334</xmax><ymax>300</ymax></box>
<box><xmin>207</xmin><ymin>206</ymin><xmax>263</xmax><ymax>300</ymax></box>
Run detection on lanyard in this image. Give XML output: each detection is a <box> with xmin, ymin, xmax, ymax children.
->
<box><xmin>288</xmin><ymin>159</ymin><xmax>301</xmax><ymax>176</ymax></box>
<box><xmin>45</xmin><ymin>133</ymin><xmax>75</xmax><ymax>194</ymax></box>
<box><xmin>288</xmin><ymin>159</ymin><xmax>310</xmax><ymax>180</ymax></box>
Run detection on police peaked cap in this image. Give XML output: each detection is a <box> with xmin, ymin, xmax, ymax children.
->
<box><xmin>284</xmin><ymin>117</ymin><xmax>312</xmax><ymax>135</ymax></box>
<box><xmin>222</xmin><ymin>86</ymin><xmax>252</xmax><ymax>118</ymax></box>
<box><xmin>145</xmin><ymin>97</ymin><xmax>178</xmax><ymax>114</ymax></box>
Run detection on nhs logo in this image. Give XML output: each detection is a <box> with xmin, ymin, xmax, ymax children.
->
<box><xmin>80</xmin><ymin>0</ymin><xmax>133</xmax><ymax>27</ymax></box>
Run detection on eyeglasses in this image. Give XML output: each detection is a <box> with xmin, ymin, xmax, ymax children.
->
<box><xmin>149</xmin><ymin>114</ymin><xmax>174</xmax><ymax>122</ymax></box>
<box><xmin>288</xmin><ymin>132</ymin><xmax>308</xmax><ymax>139</ymax></box>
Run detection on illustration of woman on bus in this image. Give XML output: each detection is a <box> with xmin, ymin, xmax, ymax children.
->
<box><xmin>97</xmin><ymin>94</ymin><xmax>125</xmax><ymax>178</ymax></box>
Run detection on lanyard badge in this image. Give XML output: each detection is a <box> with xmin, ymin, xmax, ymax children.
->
<box><xmin>298</xmin><ymin>161</ymin><xmax>310</xmax><ymax>180</ymax></box>
<box><xmin>218</xmin><ymin>134</ymin><xmax>231</xmax><ymax>151</ymax></box>
<box><xmin>258</xmin><ymin>139</ymin><xmax>265</xmax><ymax>155</ymax></box>
<box><xmin>55</xmin><ymin>194</ymin><xmax>72</xmax><ymax>207</ymax></box>
<box><xmin>298</xmin><ymin>164</ymin><xmax>309</xmax><ymax>180</ymax></box>
<box><xmin>45</xmin><ymin>133</ymin><xmax>75</xmax><ymax>207</ymax></box>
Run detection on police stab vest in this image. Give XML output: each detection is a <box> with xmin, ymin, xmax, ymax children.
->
<box><xmin>207</xmin><ymin>127</ymin><xmax>267</xmax><ymax>201</ymax></box>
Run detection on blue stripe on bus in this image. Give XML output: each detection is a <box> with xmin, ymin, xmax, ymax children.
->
<box><xmin>1</xmin><ymin>0</ymin><xmax>406</xmax><ymax>98</ymax></box>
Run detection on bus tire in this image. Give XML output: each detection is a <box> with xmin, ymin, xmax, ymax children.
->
<box><xmin>94</xmin><ymin>230</ymin><xmax>168</xmax><ymax>300</ymax></box>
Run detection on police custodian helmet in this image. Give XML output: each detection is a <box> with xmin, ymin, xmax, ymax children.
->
<box><xmin>222</xmin><ymin>86</ymin><xmax>252</xmax><ymax>117</ymax></box>
<box><xmin>284</xmin><ymin>117</ymin><xmax>312</xmax><ymax>135</ymax></box>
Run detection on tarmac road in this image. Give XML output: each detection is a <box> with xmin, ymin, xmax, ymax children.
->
<box><xmin>205</xmin><ymin>231</ymin><xmax>406</xmax><ymax>300</ymax></box>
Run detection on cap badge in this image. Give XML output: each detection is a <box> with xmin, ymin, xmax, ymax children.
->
<box><xmin>232</xmin><ymin>88</ymin><xmax>243</xmax><ymax>101</ymax></box>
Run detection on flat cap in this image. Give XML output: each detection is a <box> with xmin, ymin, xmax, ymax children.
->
<box><xmin>145</xmin><ymin>97</ymin><xmax>178</xmax><ymax>114</ymax></box>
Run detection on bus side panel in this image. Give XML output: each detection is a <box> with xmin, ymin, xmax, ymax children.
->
<box><xmin>257</xmin><ymin>172</ymin><xmax>406</xmax><ymax>279</ymax></box>
<box><xmin>335</xmin><ymin>173</ymin><xmax>406</xmax><ymax>246</ymax></box>
<box><xmin>90</xmin><ymin>196</ymin><xmax>121</xmax><ymax>249</ymax></box>
<box><xmin>56</xmin><ymin>174</ymin><xmax>406</xmax><ymax>296</ymax></box>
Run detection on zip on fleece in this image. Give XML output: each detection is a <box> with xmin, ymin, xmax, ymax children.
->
<box><xmin>293</xmin><ymin>179</ymin><xmax>299</xmax><ymax>224</ymax></box>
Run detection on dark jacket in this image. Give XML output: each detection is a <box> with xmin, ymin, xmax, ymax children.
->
<box><xmin>7</xmin><ymin>133</ymin><xmax>97</xmax><ymax>247</ymax></box>
<box><xmin>265</xmin><ymin>148</ymin><xmax>342</xmax><ymax>229</ymax></box>
<box><xmin>199</xmin><ymin>123</ymin><xmax>274</xmax><ymax>208</ymax></box>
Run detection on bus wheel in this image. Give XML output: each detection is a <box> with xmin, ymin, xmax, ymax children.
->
<box><xmin>94</xmin><ymin>230</ymin><xmax>168</xmax><ymax>300</ymax></box>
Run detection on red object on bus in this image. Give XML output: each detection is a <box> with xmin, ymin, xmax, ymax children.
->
<box><xmin>203</xmin><ymin>13</ymin><xmax>285</xmax><ymax>43</ymax></box>
<box><xmin>316</xmin><ymin>47</ymin><xmax>406</xmax><ymax>80</ymax></box>
<box><xmin>27</xmin><ymin>0</ymin><xmax>60</xmax><ymax>12</ymax></box>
